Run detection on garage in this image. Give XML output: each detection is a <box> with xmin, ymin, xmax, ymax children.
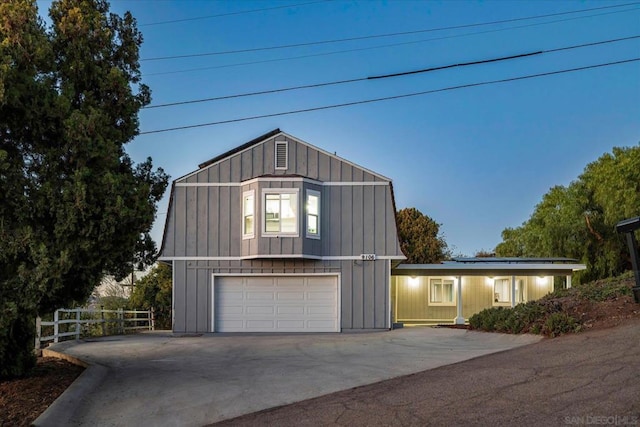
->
<box><xmin>213</xmin><ymin>275</ymin><xmax>340</xmax><ymax>332</ymax></box>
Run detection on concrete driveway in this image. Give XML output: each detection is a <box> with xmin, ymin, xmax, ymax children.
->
<box><xmin>36</xmin><ymin>327</ymin><xmax>541</xmax><ymax>426</ymax></box>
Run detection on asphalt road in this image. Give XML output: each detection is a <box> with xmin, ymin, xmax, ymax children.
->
<box><xmin>216</xmin><ymin>319</ymin><xmax>640</xmax><ymax>426</ymax></box>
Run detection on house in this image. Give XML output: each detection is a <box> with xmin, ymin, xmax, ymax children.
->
<box><xmin>159</xmin><ymin>129</ymin><xmax>406</xmax><ymax>333</ymax></box>
<box><xmin>160</xmin><ymin>129</ymin><xmax>587</xmax><ymax>333</ymax></box>
<box><xmin>392</xmin><ymin>258</ymin><xmax>586</xmax><ymax>325</ymax></box>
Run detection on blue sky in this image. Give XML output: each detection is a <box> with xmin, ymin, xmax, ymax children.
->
<box><xmin>37</xmin><ymin>0</ymin><xmax>640</xmax><ymax>257</ymax></box>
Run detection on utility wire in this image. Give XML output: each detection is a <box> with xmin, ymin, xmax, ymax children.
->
<box><xmin>139</xmin><ymin>58</ymin><xmax>640</xmax><ymax>135</ymax></box>
<box><xmin>141</xmin><ymin>2</ymin><xmax>640</xmax><ymax>61</ymax></box>
<box><xmin>145</xmin><ymin>52</ymin><xmax>541</xmax><ymax>110</ymax></box>
<box><xmin>142</xmin><ymin>7</ymin><xmax>640</xmax><ymax>76</ymax></box>
<box><xmin>139</xmin><ymin>0</ymin><xmax>331</xmax><ymax>27</ymax></box>
<box><xmin>144</xmin><ymin>35</ymin><xmax>639</xmax><ymax>109</ymax></box>
<box><xmin>368</xmin><ymin>35</ymin><xmax>639</xmax><ymax>79</ymax></box>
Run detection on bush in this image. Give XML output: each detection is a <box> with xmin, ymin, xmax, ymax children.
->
<box><xmin>129</xmin><ymin>264</ymin><xmax>172</xmax><ymax>330</ymax></box>
<box><xmin>0</xmin><ymin>308</ymin><xmax>36</xmax><ymax>379</ymax></box>
<box><xmin>470</xmin><ymin>301</ymin><xmax>550</xmax><ymax>334</ymax></box>
<box><xmin>573</xmin><ymin>277</ymin><xmax>632</xmax><ymax>302</ymax></box>
<box><xmin>469</xmin><ymin>272</ymin><xmax>635</xmax><ymax>337</ymax></box>
<box><xmin>543</xmin><ymin>313</ymin><xmax>578</xmax><ymax>337</ymax></box>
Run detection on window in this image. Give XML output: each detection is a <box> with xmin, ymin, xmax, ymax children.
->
<box><xmin>275</xmin><ymin>141</ymin><xmax>288</xmax><ymax>170</ymax></box>
<box><xmin>494</xmin><ymin>278</ymin><xmax>510</xmax><ymax>304</ymax></box>
<box><xmin>429</xmin><ymin>278</ymin><xmax>455</xmax><ymax>306</ymax></box>
<box><xmin>242</xmin><ymin>190</ymin><xmax>255</xmax><ymax>238</ymax></box>
<box><xmin>263</xmin><ymin>190</ymin><xmax>298</xmax><ymax>236</ymax></box>
<box><xmin>306</xmin><ymin>190</ymin><xmax>320</xmax><ymax>239</ymax></box>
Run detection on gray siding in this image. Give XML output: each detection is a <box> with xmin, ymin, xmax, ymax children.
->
<box><xmin>162</xmin><ymin>134</ymin><xmax>403</xmax><ymax>259</ymax></box>
<box><xmin>162</xmin><ymin>132</ymin><xmax>402</xmax><ymax>333</ymax></box>
<box><xmin>171</xmin><ymin>258</ymin><xmax>390</xmax><ymax>332</ymax></box>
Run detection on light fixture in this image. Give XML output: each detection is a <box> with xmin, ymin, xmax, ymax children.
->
<box><xmin>537</xmin><ymin>276</ymin><xmax>547</xmax><ymax>286</ymax></box>
<box><xmin>408</xmin><ymin>276</ymin><xmax>419</xmax><ymax>288</ymax></box>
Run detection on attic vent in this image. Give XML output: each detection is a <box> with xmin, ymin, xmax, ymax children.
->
<box><xmin>275</xmin><ymin>141</ymin><xmax>288</xmax><ymax>170</ymax></box>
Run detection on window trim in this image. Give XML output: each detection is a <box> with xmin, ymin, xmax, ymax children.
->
<box><xmin>305</xmin><ymin>189</ymin><xmax>321</xmax><ymax>239</ymax></box>
<box><xmin>242</xmin><ymin>190</ymin><xmax>255</xmax><ymax>239</ymax></box>
<box><xmin>428</xmin><ymin>277</ymin><xmax>456</xmax><ymax>306</ymax></box>
<box><xmin>492</xmin><ymin>277</ymin><xmax>511</xmax><ymax>306</ymax></box>
<box><xmin>261</xmin><ymin>188</ymin><xmax>300</xmax><ymax>237</ymax></box>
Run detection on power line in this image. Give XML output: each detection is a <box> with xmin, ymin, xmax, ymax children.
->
<box><xmin>142</xmin><ymin>7</ymin><xmax>640</xmax><ymax>76</ymax></box>
<box><xmin>138</xmin><ymin>58</ymin><xmax>640</xmax><ymax>135</ymax></box>
<box><xmin>145</xmin><ymin>52</ymin><xmax>541</xmax><ymax>110</ymax></box>
<box><xmin>368</xmin><ymin>35</ymin><xmax>639</xmax><ymax>79</ymax></box>
<box><xmin>140</xmin><ymin>2</ymin><xmax>640</xmax><ymax>61</ymax></box>
<box><xmin>143</xmin><ymin>36</ymin><xmax>640</xmax><ymax>109</ymax></box>
<box><xmin>139</xmin><ymin>0</ymin><xmax>331</xmax><ymax>27</ymax></box>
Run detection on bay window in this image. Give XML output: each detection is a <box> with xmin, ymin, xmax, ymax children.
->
<box><xmin>306</xmin><ymin>190</ymin><xmax>320</xmax><ymax>239</ymax></box>
<box><xmin>262</xmin><ymin>190</ymin><xmax>299</xmax><ymax>236</ymax></box>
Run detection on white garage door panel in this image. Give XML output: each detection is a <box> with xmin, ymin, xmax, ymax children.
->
<box><xmin>277</xmin><ymin>291</ymin><xmax>305</xmax><ymax>300</ymax></box>
<box><xmin>308</xmin><ymin>306</ymin><xmax>334</xmax><ymax>315</ymax></box>
<box><xmin>246</xmin><ymin>306</ymin><xmax>274</xmax><ymax>314</ymax></box>
<box><xmin>245</xmin><ymin>321</ymin><xmax>274</xmax><ymax>330</ymax></box>
<box><xmin>214</xmin><ymin>275</ymin><xmax>339</xmax><ymax>332</ymax></box>
<box><xmin>277</xmin><ymin>306</ymin><xmax>305</xmax><ymax>315</ymax></box>
<box><xmin>247</xmin><ymin>292</ymin><xmax>274</xmax><ymax>300</ymax></box>
<box><xmin>308</xmin><ymin>291</ymin><xmax>334</xmax><ymax>300</ymax></box>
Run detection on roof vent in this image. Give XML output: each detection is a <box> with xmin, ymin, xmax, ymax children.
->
<box><xmin>275</xmin><ymin>140</ymin><xmax>288</xmax><ymax>170</ymax></box>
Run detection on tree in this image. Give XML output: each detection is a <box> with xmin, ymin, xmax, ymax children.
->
<box><xmin>0</xmin><ymin>0</ymin><xmax>168</xmax><ymax>378</ymax></box>
<box><xmin>496</xmin><ymin>145</ymin><xmax>640</xmax><ymax>283</ymax></box>
<box><xmin>396</xmin><ymin>207</ymin><xmax>450</xmax><ymax>263</ymax></box>
<box><xmin>474</xmin><ymin>250</ymin><xmax>496</xmax><ymax>258</ymax></box>
<box><xmin>129</xmin><ymin>264</ymin><xmax>172</xmax><ymax>330</ymax></box>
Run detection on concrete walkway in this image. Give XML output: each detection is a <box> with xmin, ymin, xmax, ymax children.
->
<box><xmin>35</xmin><ymin>327</ymin><xmax>541</xmax><ymax>426</ymax></box>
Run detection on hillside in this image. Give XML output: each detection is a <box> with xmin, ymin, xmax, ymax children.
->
<box><xmin>469</xmin><ymin>271</ymin><xmax>640</xmax><ymax>336</ymax></box>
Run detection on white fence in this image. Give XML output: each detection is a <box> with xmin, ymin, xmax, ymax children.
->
<box><xmin>36</xmin><ymin>308</ymin><xmax>154</xmax><ymax>350</ymax></box>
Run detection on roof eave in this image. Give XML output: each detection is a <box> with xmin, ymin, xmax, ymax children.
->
<box><xmin>393</xmin><ymin>263</ymin><xmax>587</xmax><ymax>276</ymax></box>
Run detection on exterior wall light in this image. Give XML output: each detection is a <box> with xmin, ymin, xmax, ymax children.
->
<box><xmin>408</xmin><ymin>276</ymin><xmax>419</xmax><ymax>288</ymax></box>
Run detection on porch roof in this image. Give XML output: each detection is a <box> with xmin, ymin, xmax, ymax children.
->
<box><xmin>393</xmin><ymin>258</ymin><xmax>587</xmax><ymax>277</ymax></box>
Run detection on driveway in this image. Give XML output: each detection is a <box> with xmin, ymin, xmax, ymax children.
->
<box><xmin>36</xmin><ymin>327</ymin><xmax>540</xmax><ymax>426</ymax></box>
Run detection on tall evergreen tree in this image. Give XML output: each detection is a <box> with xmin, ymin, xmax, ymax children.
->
<box><xmin>0</xmin><ymin>0</ymin><xmax>167</xmax><ymax>378</ymax></box>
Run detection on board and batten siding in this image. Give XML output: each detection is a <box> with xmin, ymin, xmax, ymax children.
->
<box><xmin>162</xmin><ymin>134</ymin><xmax>401</xmax><ymax>259</ymax></box>
<box><xmin>172</xmin><ymin>258</ymin><xmax>391</xmax><ymax>332</ymax></box>
<box><xmin>162</xmin><ymin>132</ymin><xmax>403</xmax><ymax>332</ymax></box>
<box><xmin>392</xmin><ymin>275</ymin><xmax>556</xmax><ymax>324</ymax></box>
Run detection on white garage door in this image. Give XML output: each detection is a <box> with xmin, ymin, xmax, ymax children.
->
<box><xmin>214</xmin><ymin>275</ymin><xmax>339</xmax><ymax>332</ymax></box>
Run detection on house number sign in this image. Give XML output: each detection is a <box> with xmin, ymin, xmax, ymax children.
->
<box><xmin>360</xmin><ymin>254</ymin><xmax>377</xmax><ymax>261</ymax></box>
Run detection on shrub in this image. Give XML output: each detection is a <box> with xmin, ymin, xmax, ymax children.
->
<box><xmin>470</xmin><ymin>271</ymin><xmax>636</xmax><ymax>338</ymax></box>
<box><xmin>542</xmin><ymin>313</ymin><xmax>578</xmax><ymax>337</ymax></box>
<box><xmin>573</xmin><ymin>279</ymin><xmax>632</xmax><ymax>302</ymax></box>
<box><xmin>470</xmin><ymin>301</ymin><xmax>550</xmax><ymax>334</ymax></box>
<box><xmin>0</xmin><ymin>309</ymin><xmax>36</xmax><ymax>379</ymax></box>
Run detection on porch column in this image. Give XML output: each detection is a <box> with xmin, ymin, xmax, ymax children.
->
<box><xmin>454</xmin><ymin>276</ymin><xmax>465</xmax><ymax>324</ymax></box>
<box><xmin>566</xmin><ymin>275</ymin><xmax>572</xmax><ymax>289</ymax></box>
<box><xmin>511</xmin><ymin>275</ymin><xmax>516</xmax><ymax>308</ymax></box>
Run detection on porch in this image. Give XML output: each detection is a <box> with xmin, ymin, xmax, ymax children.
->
<box><xmin>391</xmin><ymin>258</ymin><xmax>587</xmax><ymax>325</ymax></box>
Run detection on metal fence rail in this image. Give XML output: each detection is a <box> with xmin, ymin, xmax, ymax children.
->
<box><xmin>35</xmin><ymin>307</ymin><xmax>154</xmax><ymax>350</ymax></box>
